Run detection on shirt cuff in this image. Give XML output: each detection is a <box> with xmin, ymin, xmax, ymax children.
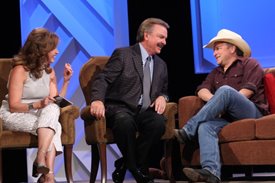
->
<box><xmin>162</xmin><ymin>95</ymin><xmax>169</xmax><ymax>102</ymax></box>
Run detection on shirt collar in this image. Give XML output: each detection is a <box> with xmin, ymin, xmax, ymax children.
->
<box><xmin>139</xmin><ymin>43</ymin><xmax>150</xmax><ymax>65</ymax></box>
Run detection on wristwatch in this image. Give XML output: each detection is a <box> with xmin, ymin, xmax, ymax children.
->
<box><xmin>28</xmin><ymin>103</ymin><xmax>34</xmax><ymax>111</ymax></box>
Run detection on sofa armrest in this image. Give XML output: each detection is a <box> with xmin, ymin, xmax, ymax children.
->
<box><xmin>161</xmin><ymin>102</ymin><xmax>177</xmax><ymax>139</ymax></box>
<box><xmin>59</xmin><ymin>105</ymin><xmax>80</xmax><ymax>144</ymax></box>
<box><xmin>80</xmin><ymin>106</ymin><xmax>108</xmax><ymax>144</ymax></box>
<box><xmin>264</xmin><ymin>67</ymin><xmax>275</xmax><ymax>74</ymax></box>
<box><xmin>178</xmin><ymin>96</ymin><xmax>204</xmax><ymax>128</ymax></box>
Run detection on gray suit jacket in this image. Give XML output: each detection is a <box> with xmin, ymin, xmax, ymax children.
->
<box><xmin>91</xmin><ymin>43</ymin><xmax>169</xmax><ymax>116</ymax></box>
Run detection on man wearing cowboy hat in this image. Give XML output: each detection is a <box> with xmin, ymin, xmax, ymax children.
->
<box><xmin>174</xmin><ymin>29</ymin><xmax>269</xmax><ymax>183</ymax></box>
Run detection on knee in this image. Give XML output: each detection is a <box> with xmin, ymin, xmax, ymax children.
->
<box><xmin>216</xmin><ymin>85</ymin><xmax>236</xmax><ymax>94</ymax></box>
<box><xmin>215</xmin><ymin>85</ymin><xmax>239</xmax><ymax>100</ymax></box>
<box><xmin>112</xmin><ymin>112</ymin><xmax>135</xmax><ymax>131</ymax></box>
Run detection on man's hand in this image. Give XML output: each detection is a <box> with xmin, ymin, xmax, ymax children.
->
<box><xmin>151</xmin><ymin>96</ymin><xmax>167</xmax><ymax>114</ymax></box>
<box><xmin>90</xmin><ymin>100</ymin><xmax>105</xmax><ymax>119</ymax></box>
<box><xmin>197</xmin><ymin>88</ymin><xmax>213</xmax><ymax>102</ymax></box>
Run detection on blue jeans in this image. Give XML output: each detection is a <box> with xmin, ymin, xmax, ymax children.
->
<box><xmin>183</xmin><ymin>85</ymin><xmax>262</xmax><ymax>179</ymax></box>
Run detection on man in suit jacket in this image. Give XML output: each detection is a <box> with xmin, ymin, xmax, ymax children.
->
<box><xmin>90</xmin><ymin>18</ymin><xmax>169</xmax><ymax>183</ymax></box>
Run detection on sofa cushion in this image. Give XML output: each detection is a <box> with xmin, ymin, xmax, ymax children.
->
<box><xmin>218</xmin><ymin>119</ymin><xmax>256</xmax><ymax>143</ymax></box>
<box><xmin>256</xmin><ymin>114</ymin><xmax>275</xmax><ymax>139</ymax></box>
<box><xmin>264</xmin><ymin>72</ymin><xmax>275</xmax><ymax>114</ymax></box>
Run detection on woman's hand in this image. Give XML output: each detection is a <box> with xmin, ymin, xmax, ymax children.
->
<box><xmin>63</xmin><ymin>63</ymin><xmax>73</xmax><ymax>82</ymax></box>
<box><xmin>58</xmin><ymin>63</ymin><xmax>73</xmax><ymax>97</ymax></box>
<box><xmin>38</xmin><ymin>96</ymin><xmax>55</xmax><ymax>109</ymax></box>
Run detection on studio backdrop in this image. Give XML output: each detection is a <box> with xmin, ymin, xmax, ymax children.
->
<box><xmin>191</xmin><ymin>0</ymin><xmax>275</xmax><ymax>74</ymax></box>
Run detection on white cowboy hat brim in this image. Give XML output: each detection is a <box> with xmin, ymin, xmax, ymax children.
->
<box><xmin>203</xmin><ymin>29</ymin><xmax>251</xmax><ymax>57</ymax></box>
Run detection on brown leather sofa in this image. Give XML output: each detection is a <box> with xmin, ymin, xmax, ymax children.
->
<box><xmin>0</xmin><ymin>58</ymin><xmax>80</xmax><ymax>183</ymax></box>
<box><xmin>177</xmin><ymin>68</ymin><xmax>275</xmax><ymax>180</ymax></box>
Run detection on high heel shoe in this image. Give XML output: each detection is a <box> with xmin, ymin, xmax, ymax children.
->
<box><xmin>37</xmin><ymin>174</ymin><xmax>45</xmax><ymax>183</ymax></box>
<box><xmin>32</xmin><ymin>149</ymin><xmax>50</xmax><ymax>177</ymax></box>
<box><xmin>32</xmin><ymin>162</ymin><xmax>50</xmax><ymax>177</ymax></box>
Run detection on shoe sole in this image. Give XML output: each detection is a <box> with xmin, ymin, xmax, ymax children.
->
<box><xmin>183</xmin><ymin>168</ymin><xmax>204</xmax><ymax>182</ymax></box>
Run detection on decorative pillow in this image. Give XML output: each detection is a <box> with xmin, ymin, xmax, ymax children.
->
<box><xmin>264</xmin><ymin>72</ymin><xmax>275</xmax><ymax>114</ymax></box>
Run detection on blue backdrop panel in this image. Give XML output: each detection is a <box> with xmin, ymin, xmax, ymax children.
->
<box><xmin>20</xmin><ymin>0</ymin><xmax>129</xmax><ymax>182</ymax></box>
<box><xmin>191</xmin><ymin>0</ymin><xmax>275</xmax><ymax>73</ymax></box>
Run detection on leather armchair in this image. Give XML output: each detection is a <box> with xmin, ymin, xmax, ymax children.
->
<box><xmin>79</xmin><ymin>56</ymin><xmax>177</xmax><ymax>183</ymax></box>
<box><xmin>0</xmin><ymin>58</ymin><xmax>80</xmax><ymax>183</ymax></box>
<box><xmin>177</xmin><ymin>68</ymin><xmax>275</xmax><ymax>180</ymax></box>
